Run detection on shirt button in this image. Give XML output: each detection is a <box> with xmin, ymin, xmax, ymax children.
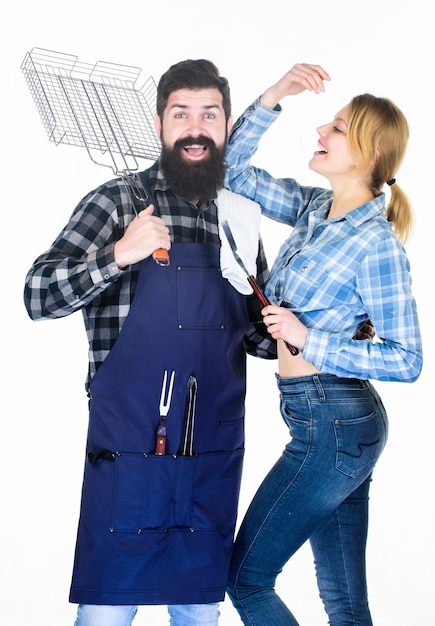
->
<box><xmin>302</xmin><ymin>266</ymin><xmax>308</xmax><ymax>273</ymax></box>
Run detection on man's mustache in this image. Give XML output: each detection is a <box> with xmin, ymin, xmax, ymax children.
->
<box><xmin>173</xmin><ymin>135</ymin><xmax>216</xmax><ymax>150</ymax></box>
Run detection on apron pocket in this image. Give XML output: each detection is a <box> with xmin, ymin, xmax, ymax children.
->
<box><xmin>110</xmin><ymin>449</ymin><xmax>243</xmax><ymax>533</ymax></box>
<box><xmin>177</xmin><ymin>266</ymin><xmax>226</xmax><ymax>329</ymax></box>
<box><xmin>191</xmin><ymin>449</ymin><xmax>243</xmax><ymax>529</ymax></box>
<box><xmin>110</xmin><ymin>453</ymin><xmax>194</xmax><ymax>532</ymax></box>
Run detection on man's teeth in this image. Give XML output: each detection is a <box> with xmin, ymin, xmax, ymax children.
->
<box><xmin>185</xmin><ymin>144</ymin><xmax>205</xmax><ymax>149</ymax></box>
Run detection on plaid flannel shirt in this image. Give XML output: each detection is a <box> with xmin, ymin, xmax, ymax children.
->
<box><xmin>24</xmin><ymin>161</ymin><xmax>276</xmax><ymax>392</ymax></box>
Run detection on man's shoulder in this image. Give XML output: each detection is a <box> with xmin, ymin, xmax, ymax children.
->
<box><xmin>217</xmin><ymin>188</ymin><xmax>260</xmax><ymax>209</ymax></box>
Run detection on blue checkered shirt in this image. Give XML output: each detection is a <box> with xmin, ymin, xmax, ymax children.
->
<box><xmin>225</xmin><ymin>99</ymin><xmax>422</xmax><ymax>382</ymax></box>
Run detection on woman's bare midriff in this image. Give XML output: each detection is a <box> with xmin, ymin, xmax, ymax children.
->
<box><xmin>277</xmin><ymin>340</ymin><xmax>321</xmax><ymax>378</ymax></box>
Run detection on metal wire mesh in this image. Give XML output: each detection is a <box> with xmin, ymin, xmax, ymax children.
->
<box><xmin>21</xmin><ymin>47</ymin><xmax>161</xmax><ymax>174</ymax></box>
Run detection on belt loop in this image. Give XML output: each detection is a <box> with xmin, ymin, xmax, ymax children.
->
<box><xmin>313</xmin><ymin>375</ymin><xmax>326</xmax><ymax>401</ymax></box>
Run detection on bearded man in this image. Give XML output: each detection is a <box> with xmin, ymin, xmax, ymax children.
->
<box><xmin>24</xmin><ymin>59</ymin><xmax>275</xmax><ymax>626</ymax></box>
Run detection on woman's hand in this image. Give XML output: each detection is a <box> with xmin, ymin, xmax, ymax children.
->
<box><xmin>262</xmin><ymin>303</ymin><xmax>308</xmax><ymax>351</ymax></box>
<box><xmin>260</xmin><ymin>63</ymin><xmax>331</xmax><ymax>109</ymax></box>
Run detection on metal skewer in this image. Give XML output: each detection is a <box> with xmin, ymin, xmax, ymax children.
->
<box><xmin>221</xmin><ymin>220</ymin><xmax>299</xmax><ymax>356</ymax></box>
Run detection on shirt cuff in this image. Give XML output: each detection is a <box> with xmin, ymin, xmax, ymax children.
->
<box><xmin>88</xmin><ymin>244</ymin><xmax>123</xmax><ymax>286</ymax></box>
<box><xmin>302</xmin><ymin>327</ymin><xmax>338</xmax><ymax>368</ymax></box>
<box><xmin>244</xmin><ymin>97</ymin><xmax>282</xmax><ymax>121</ymax></box>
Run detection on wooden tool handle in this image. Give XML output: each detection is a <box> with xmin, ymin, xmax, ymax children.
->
<box><xmin>155</xmin><ymin>435</ymin><xmax>166</xmax><ymax>455</ymax></box>
<box><xmin>247</xmin><ymin>275</ymin><xmax>299</xmax><ymax>356</ymax></box>
<box><xmin>247</xmin><ymin>275</ymin><xmax>269</xmax><ymax>307</ymax></box>
<box><xmin>153</xmin><ymin>248</ymin><xmax>170</xmax><ymax>266</ymax></box>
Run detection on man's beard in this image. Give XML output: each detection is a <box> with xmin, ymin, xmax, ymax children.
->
<box><xmin>160</xmin><ymin>135</ymin><xmax>226</xmax><ymax>203</ymax></box>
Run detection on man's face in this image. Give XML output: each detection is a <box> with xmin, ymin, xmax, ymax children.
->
<box><xmin>155</xmin><ymin>87</ymin><xmax>232</xmax><ymax>156</ymax></box>
<box><xmin>154</xmin><ymin>88</ymin><xmax>233</xmax><ymax>202</ymax></box>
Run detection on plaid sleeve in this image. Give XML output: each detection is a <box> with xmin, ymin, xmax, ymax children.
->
<box><xmin>243</xmin><ymin>237</ymin><xmax>277</xmax><ymax>360</ymax></box>
<box><xmin>24</xmin><ymin>179</ymin><xmax>132</xmax><ymax>320</ymax></box>
<box><xmin>303</xmin><ymin>237</ymin><xmax>422</xmax><ymax>382</ymax></box>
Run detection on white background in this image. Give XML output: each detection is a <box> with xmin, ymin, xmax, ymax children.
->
<box><xmin>2</xmin><ymin>1</ymin><xmax>433</xmax><ymax>624</ymax></box>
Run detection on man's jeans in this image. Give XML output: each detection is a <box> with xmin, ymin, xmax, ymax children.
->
<box><xmin>74</xmin><ymin>602</ymin><xmax>220</xmax><ymax>625</ymax></box>
<box><xmin>227</xmin><ymin>374</ymin><xmax>388</xmax><ymax>626</ymax></box>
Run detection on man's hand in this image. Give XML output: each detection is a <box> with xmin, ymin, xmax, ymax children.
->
<box><xmin>354</xmin><ymin>320</ymin><xmax>376</xmax><ymax>341</ymax></box>
<box><xmin>114</xmin><ymin>205</ymin><xmax>171</xmax><ymax>269</ymax></box>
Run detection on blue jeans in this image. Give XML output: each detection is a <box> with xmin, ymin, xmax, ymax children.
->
<box><xmin>227</xmin><ymin>374</ymin><xmax>388</xmax><ymax>626</ymax></box>
<box><xmin>74</xmin><ymin>602</ymin><xmax>220</xmax><ymax>625</ymax></box>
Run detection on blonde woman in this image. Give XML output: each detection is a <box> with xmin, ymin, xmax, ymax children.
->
<box><xmin>224</xmin><ymin>64</ymin><xmax>422</xmax><ymax>625</ymax></box>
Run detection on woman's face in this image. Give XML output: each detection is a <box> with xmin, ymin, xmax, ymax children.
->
<box><xmin>309</xmin><ymin>104</ymin><xmax>360</xmax><ymax>181</ymax></box>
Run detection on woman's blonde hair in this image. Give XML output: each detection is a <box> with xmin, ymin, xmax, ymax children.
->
<box><xmin>347</xmin><ymin>94</ymin><xmax>413</xmax><ymax>242</ymax></box>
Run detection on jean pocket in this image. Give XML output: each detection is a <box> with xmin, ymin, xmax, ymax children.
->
<box><xmin>333</xmin><ymin>410</ymin><xmax>385</xmax><ymax>479</ymax></box>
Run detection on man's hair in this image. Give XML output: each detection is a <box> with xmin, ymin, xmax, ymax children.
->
<box><xmin>156</xmin><ymin>59</ymin><xmax>231</xmax><ymax>121</ymax></box>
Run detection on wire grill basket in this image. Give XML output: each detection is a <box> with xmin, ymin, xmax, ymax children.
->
<box><xmin>21</xmin><ymin>47</ymin><xmax>161</xmax><ymax>174</ymax></box>
<box><xmin>21</xmin><ymin>47</ymin><xmax>170</xmax><ymax>264</ymax></box>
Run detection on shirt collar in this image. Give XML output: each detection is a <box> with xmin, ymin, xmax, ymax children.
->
<box><xmin>327</xmin><ymin>193</ymin><xmax>386</xmax><ymax>227</ymax></box>
<box><xmin>152</xmin><ymin>162</ymin><xmax>170</xmax><ymax>192</ymax></box>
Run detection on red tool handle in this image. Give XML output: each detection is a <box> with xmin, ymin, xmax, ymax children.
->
<box><xmin>155</xmin><ymin>435</ymin><xmax>166</xmax><ymax>455</ymax></box>
<box><xmin>247</xmin><ymin>276</ymin><xmax>299</xmax><ymax>356</ymax></box>
<box><xmin>247</xmin><ymin>275</ymin><xmax>269</xmax><ymax>307</ymax></box>
<box><xmin>152</xmin><ymin>248</ymin><xmax>170</xmax><ymax>266</ymax></box>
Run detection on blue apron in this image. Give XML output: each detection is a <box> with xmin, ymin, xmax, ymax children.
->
<box><xmin>69</xmin><ymin>242</ymin><xmax>249</xmax><ymax>605</ymax></box>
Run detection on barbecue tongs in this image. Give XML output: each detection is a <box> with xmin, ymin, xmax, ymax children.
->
<box><xmin>221</xmin><ymin>220</ymin><xmax>298</xmax><ymax>356</ymax></box>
